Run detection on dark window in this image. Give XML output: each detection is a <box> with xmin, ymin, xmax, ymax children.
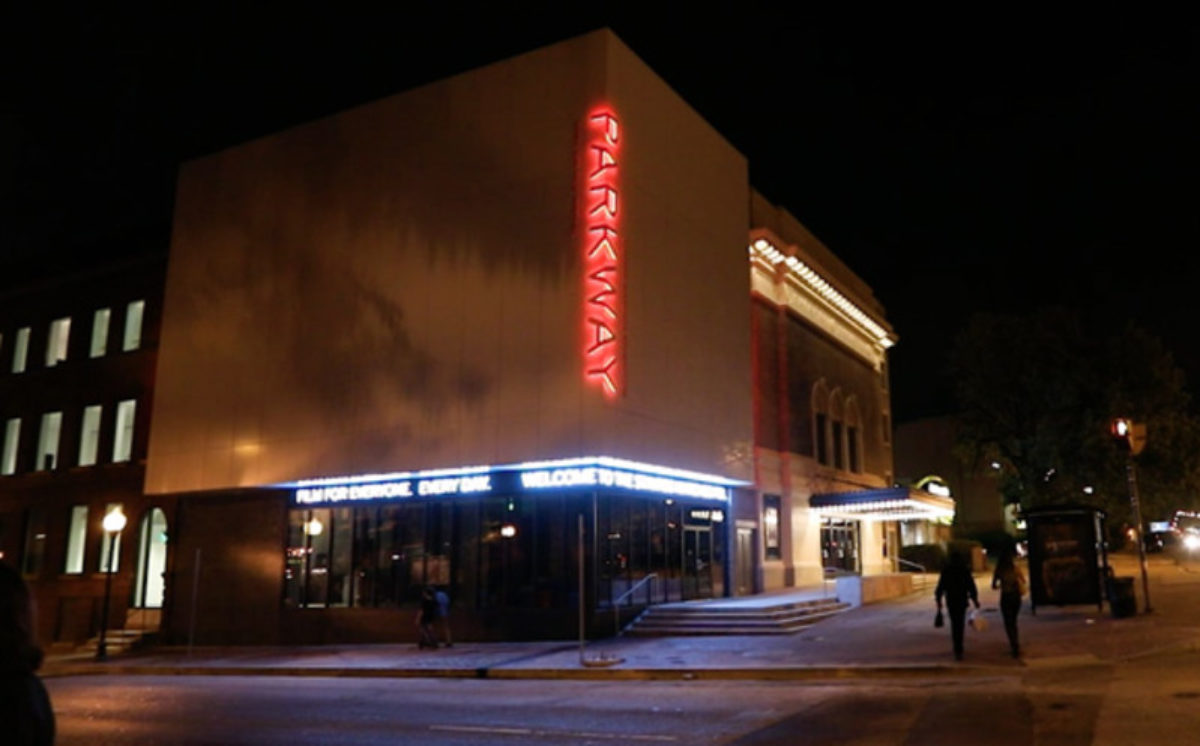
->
<box><xmin>832</xmin><ymin>421</ymin><xmax>844</xmax><ymax>469</ymax></box>
<box><xmin>848</xmin><ymin>426</ymin><xmax>860</xmax><ymax>472</ymax></box>
<box><xmin>753</xmin><ymin>301</ymin><xmax>781</xmax><ymax>450</ymax></box>
<box><xmin>21</xmin><ymin>508</ymin><xmax>47</xmax><ymax>576</ymax></box>
<box><xmin>815</xmin><ymin>413</ymin><xmax>828</xmax><ymax>465</ymax></box>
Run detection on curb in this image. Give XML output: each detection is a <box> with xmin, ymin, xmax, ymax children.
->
<box><xmin>40</xmin><ymin>661</ymin><xmax>1016</xmax><ymax>682</ymax></box>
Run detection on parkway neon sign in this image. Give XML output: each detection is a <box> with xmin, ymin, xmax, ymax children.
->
<box><xmin>583</xmin><ymin>107</ymin><xmax>621</xmax><ymax>397</ymax></box>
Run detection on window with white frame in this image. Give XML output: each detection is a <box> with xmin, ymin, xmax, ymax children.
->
<box><xmin>64</xmin><ymin>505</ymin><xmax>89</xmax><ymax>574</ymax></box>
<box><xmin>98</xmin><ymin>502</ymin><xmax>123</xmax><ymax>572</ymax></box>
<box><xmin>2</xmin><ymin>418</ymin><xmax>20</xmax><ymax>475</ymax></box>
<box><xmin>45</xmin><ymin>317</ymin><xmax>71</xmax><ymax>367</ymax></box>
<box><xmin>90</xmin><ymin>308</ymin><xmax>111</xmax><ymax>357</ymax></box>
<box><xmin>113</xmin><ymin>399</ymin><xmax>136</xmax><ymax>462</ymax></box>
<box><xmin>122</xmin><ymin>300</ymin><xmax>145</xmax><ymax>351</ymax></box>
<box><xmin>37</xmin><ymin>411</ymin><xmax>63</xmax><ymax>470</ymax></box>
<box><xmin>11</xmin><ymin>327</ymin><xmax>30</xmax><ymax>373</ymax></box>
<box><xmin>78</xmin><ymin>405</ymin><xmax>103</xmax><ymax>466</ymax></box>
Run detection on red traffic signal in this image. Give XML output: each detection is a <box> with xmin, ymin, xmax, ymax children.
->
<box><xmin>1111</xmin><ymin>418</ymin><xmax>1131</xmax><ymax>439</ymax></box>
<box><xmin>1111</xmin><ymin>418</ymin><xmax>1147</xmax><ymax>455</ymax></box>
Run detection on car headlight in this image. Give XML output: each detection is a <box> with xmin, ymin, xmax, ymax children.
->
<box><xmin>1183</xmin><ymin>534</ymin><xmax>1200</xmax><ymax>551</ymax></box>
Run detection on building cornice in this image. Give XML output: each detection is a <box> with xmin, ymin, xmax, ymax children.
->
<box><xmin>749</xmin><ymin>232</ymin><xmax>897</xmax><ymax>368</ymax></box>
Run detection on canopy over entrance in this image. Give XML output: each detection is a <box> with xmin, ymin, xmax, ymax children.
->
<box><xmin>810</xmin><ymin>487</ymin><xmax>956</xmax><ymax>522</ymax></box>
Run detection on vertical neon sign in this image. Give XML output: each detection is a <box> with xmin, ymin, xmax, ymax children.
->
<box><xmin>583</xmin><ymin>107</ymin><xmax>620</xmax><ymax>397</ymax></box>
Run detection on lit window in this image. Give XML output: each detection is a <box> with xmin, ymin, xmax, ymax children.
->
<box><xmin>64</xmin><ymin>505</ymin><xmax>89</xmax><ymax>574</ymax></box>
<box><xmin>763</xmin><ymin>495</ymin><xmax>782</xmax><ymax>560</ymax></box>
<box><xmin>11</xmin><ymin>327</ymin><xmax>29</xmax><ymax>373</ymax></box>
<box><xmin>98</xmin><ymin>503</ymin><xmax>123</xmax><ymax>572</ymax></box>
<box><xmin>113</xmin><ymin>399</ymin><xmax>136</xmax><ymax>462</ymax></box>
<box><xmin>45</xmin><ymin>317</ymin><xmax>71</xmax><ymax>367</ymax></box>
<box><xmin>122</xmin><ymin>300</ymin><xmax>145</xmax><ymax>351</ymax></box>
<box><xmin>90</xmin><ymin>308</ymin><xmax>111</xmax><ymax>357</ymax></box>
<box><xmin>78</xmin><ymin>405</ymin><xmax>103</xmax><ymax>466</ymax></box>
<box><xmin>37</xmin><ymin>412</ymin><xmax>62</xmax><ymax>471</ymax></box>
<box><xmin>2</xmin><ymin>418</ymin><xmax>20</xmax><ymax>475</ymax></box>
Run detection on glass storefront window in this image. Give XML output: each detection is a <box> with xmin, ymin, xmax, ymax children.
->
<box><xmin>282</xmin><ymin>493</ymin><xmax>723</xmax><ymax>616</ymax></box>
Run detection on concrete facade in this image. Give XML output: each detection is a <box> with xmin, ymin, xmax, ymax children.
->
<box><xmin>146</xmin><ymin>30</ymin><xmax>752</xmax><ymax>496</ymax></box>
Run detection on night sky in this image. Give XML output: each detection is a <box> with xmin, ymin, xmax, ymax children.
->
<box><xmin>3</xmin><ymin>8</ymin><xmax>1196</xmax><ymax>422</ymax></box>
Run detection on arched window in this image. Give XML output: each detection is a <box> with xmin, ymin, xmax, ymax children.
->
<box><xmin>829</xmin><ymin>389</ymin><xmax>845</xmax><ymax>470</ymax></box>
<box><xmin>134</xmin><ymin>507</ymin><xmax>168</xmax><ymax>608</ymax></box>
<box><xmin>812</xmin><ymin>380</ymin><xmax>830</xmax><ymax>465</ymax></box>
<box><xmin>845</xmin><ymin>397</ymin><xmax>863</xmax><ymax>473</ymax></box>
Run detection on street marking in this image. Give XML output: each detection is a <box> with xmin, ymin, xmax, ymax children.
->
<box><xmin>430</xmin><ymin>724</ymin><xmax>676</xmax><ymax>741</ymax></box>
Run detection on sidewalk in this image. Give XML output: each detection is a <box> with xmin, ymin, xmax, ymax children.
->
<box><xmin>42</xmin><ymin>552</ymin><xmax>1200</xmax><ymax>682</ymax></box>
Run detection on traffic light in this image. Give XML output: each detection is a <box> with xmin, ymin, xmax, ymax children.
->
<box><xmin>1111</xmin><ymin>418</ymin><xmax>1147</xmax><ymax>455</ymax></box>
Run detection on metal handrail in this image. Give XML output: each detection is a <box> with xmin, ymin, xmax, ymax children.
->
<box><xmin>613</xmin><ymin>573</ymin><xmax>658</xmax><ymax>636</ymax></box>
<box><xmin>896</xmin><ymin>558</ymin><xmax>929</xmax><ymax>591</ymax></box>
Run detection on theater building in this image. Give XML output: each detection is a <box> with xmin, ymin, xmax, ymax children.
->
<box><xmin>134</xmin><ymin>28</ymin><xmax>952</xmax><ymax>644</ymax></box>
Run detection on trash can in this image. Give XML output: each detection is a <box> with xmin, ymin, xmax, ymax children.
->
<box><xmin>1107</xmin><ymin>576</ymin><xmax>1136</xmax><ymax>618</ymax></box>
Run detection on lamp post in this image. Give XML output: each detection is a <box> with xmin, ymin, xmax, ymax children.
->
<box><xmin>97</xmin><ymin>506</ymin><xmax>127</xmax><ymax>661</ymax></box>
<box><xmin>1112</xmin><ymin>418</ymin><xmax>1151</xmax><ymax>614</ymax></box>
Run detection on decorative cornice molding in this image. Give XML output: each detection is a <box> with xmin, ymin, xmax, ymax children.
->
<box><xmin>749</xmin><ymin>236</ymin><xmax>897</xmax><ymax>356</ymax></box>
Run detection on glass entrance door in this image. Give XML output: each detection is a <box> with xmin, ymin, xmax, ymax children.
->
<box><xmin>682</xmin><ymin>527</ymin><xmax>713</xmax><ymax>600</ymax></box>
<box><xmin>821</xmin><ymin>519</ymin><xmax>860</xmax><ymax>574</ymax></box>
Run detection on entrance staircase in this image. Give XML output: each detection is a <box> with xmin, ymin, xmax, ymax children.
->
<box><xmin>623</xmin><ymin>592</ymin><xmax>852</xmax><ymax>637</ymax></box>
<box><xmin>75</xmin><ymin>608</ymin><xmax>161</xmax><ymax>657</ymax></box>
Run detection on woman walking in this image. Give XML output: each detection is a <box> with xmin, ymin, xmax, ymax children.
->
<box><xmin>935</xmin><ymin>550</ymin><xmax>980</xmax><ymax>661</ymax></box>
<box><xmin>992</xmin><ymin>547</ymin><xmax>1026</xmax><ymax>658</ymax></box>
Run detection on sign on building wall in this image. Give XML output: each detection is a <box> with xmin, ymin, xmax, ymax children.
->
<box><xmin>583</xmin><ymin>107</ymin><xmax>621</xmax><ymax>397</ymax></box>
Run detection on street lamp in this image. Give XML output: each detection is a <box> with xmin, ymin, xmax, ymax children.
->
<box><xmin>1111</xmin><ymin>418</ymin><xmax>1151</xmax><ymax>613</ymax></box>
<box><xmin>97</xmin><ymin>506</ymin><xmax>127</xmax><ymax>661</ymax></box>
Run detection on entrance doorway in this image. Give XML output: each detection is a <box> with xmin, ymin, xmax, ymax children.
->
<box><xmin>735</xmin><ymin>527</ymin><xmax>756</xmax><ymax>595</ymax></box>
<box><xmin>133</xmin><ymin>508</ymin><xmax>168</xmax><ymax>608</ymax></box>
<box><xmin>821</xmin><ymin>519</ymin><xmax>860</xmax><ymax>573</ymax></box>
<box><xmin>682</xmin><ymin>527</ymin><xmax>713</xmax><ymax>600</ymax></box>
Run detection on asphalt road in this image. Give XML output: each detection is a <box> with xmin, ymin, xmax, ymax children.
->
<box><xmin>46</xmin><ymin>648</ymin><xmax>1200</xmax><ymax>746</ymax></box>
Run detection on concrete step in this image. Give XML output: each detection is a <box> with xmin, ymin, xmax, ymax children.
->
<box><xmin>625</xmin><ymin>598</ymin><xmax>852</xmax><ymax>637</ymax></box>
<box><xmin>639</xmin><ymin>602</ymin><xmax>846</xmax><ymax>623</ymax></box>
<box><xmin>76</xmin><ymin>629</ymin><xmax>158</xmax><ymax>656</ymax></box>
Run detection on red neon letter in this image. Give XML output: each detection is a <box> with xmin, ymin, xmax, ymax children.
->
<box><xmin>582</xmin><ymin>107</ymin><xmax>621</xmax><ymax>397</ymax></box>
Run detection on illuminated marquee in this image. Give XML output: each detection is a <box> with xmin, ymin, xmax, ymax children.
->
<box><xmin>583</xmin><ymin>107</ymin><xmax>621</xmax><ymax>397</ymax></box>
<box><xmin>295</xmin><ymin>475</ymin><xmax>493</xmax><ymax>505</ymax></box>
<box><xmin>519</xmin><ymin>466</ymin><xmax>727</xmax><ymax>501</ymax></box>
<box><xmin>289</xmin><ymin>457</ymin><xmax>739</xmax><ymax>506</ymax></box>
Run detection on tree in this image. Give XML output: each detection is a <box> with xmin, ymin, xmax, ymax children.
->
<box><xmin>949</xmin><ymin>308</ymin><xmax>1200</xmax><ymax>531</ymax></box>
